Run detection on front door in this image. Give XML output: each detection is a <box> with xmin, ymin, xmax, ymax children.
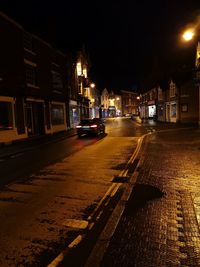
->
<box><xmin>26</xmin><ymin>101</ymin><xmax>45</xmax><ymax>136</ymax></box>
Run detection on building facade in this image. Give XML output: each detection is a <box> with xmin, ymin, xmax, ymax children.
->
<box><xmin>120</xmin><ymin>90</ymin><xmax>139</xmax><ymax>116</ymax></box>
<box><xmin>139</xmin><ymin>74</ymin><xmax>199</xmax><ymax>124</ymax></box>
<box><xmin>0</xmin><ymin>12</ymin><xmax>94</xmax><ymax>144</ymax></box>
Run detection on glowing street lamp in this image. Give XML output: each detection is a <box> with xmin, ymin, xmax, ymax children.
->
<box><xmin>90</xmin><ymin>83</ymin><xmax>95</xmax><ymax>88</ymax></box>
<box><xmin>182</xmin><ymin>27</ymin><xmax>200</xmax><ymax>127</ymax></box>
<box><xmin>182</xmin><ymin>29</ymin><xmax>195</xmax><ymax>41</ymax></box>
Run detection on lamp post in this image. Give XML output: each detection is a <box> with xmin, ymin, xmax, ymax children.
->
<box><xmin>182</xmin><ymin>29</ymin><xmax>200</xmax><ymax>127</ymax></box>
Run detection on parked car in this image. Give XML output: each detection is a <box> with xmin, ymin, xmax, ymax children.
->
<box><xmin>125</xmin><ymin>113</ymin><xmax>132</xmax><ymax>117</ymax></box>
<box><xmin>76</xmin><ymin>118</ymin><xmax>105</xmax><ymax>137</ymax></box>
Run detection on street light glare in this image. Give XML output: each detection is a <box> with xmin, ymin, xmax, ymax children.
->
<box><xmin>90</xmin><ymin>83</ymin><xmax>95</xmax><ymax>88</ymax></box>
<box><xmin>182</xmin><ymin>30</ymin><xmax>195</xmax><ymax>41</ymax></box>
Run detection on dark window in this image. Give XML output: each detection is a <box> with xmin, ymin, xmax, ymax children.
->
<box><xmin>0</xmin><ymin>102</ymin><xmax>13</xmax><ymax>130</ymax></box>
<box><xmin>51</xmin><ymin>104</ymin><xmax>64</xmax><ymax>125</ymax></box>
<box><xmin>51</xmin><ymin>71</ymin><xmax>63</xmax><ymax>89</ymax></box>
<box><xmin>26</xmin><ymin>65</ymin><xmax>36</xmax><ymax>85</ymax></box>
<box><xmin>24</xmin><ymin>32</ymin><xmax>33</xmax><ymax>51</ymax></box>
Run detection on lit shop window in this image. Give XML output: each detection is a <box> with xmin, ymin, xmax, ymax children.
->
<box><xmin>0</xmin><ymin>102</ymin><xmax>13</xmax><ymax>130</ymax></box>
<box><xmin>51</xmin><ymin>104</ymin><xmax>64</xmax><ymax>125</ymax></box>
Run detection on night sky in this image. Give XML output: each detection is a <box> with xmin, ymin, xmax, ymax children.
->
<box><xmin>1</xmin><ymin>0</ymin><xmax>200</xmax><ymax>92</ymax></box>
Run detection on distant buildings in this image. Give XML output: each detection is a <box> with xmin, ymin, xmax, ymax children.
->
<box><xmin>139</xmin><ymin>71</ymin><xmax>199</xmax><ymax>124</ymax></box>
<box><xmin>120</xmin><ymin>90</ymin><xmax>139</xmax><ymax>116</ymax></box>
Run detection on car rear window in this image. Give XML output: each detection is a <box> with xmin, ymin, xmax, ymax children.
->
<box><xmin>81</xmin><ymin>120</ymin><xmax>93</xmax><ymax>125</ymax></box>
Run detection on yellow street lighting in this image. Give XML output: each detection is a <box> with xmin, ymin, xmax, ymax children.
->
<box><xmin>181</xmin><ymin>27</ymin><xmax>200</xmax><ymax>127</ymax></box>
<box><xmin>90</xmin><ymin>83</ymin><xmax>95</xmax><ymax>88</ymax></box>
<box><xmin>182</xmin><ymin>29</ymin><xmax>195</xmax><ymax>41</ymax></box>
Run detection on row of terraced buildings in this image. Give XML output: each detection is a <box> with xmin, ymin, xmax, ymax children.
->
<box><xmin>0</xmin><ymin>12</ymin><xmax>101</xmax><ymax>144</ymax></box>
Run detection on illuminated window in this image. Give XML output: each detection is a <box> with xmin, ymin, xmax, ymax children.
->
<box><xmin>51</xmin><ymin>104</ymin><xmax>64</xmax><ymax>125</ymax></box>
<box><xmin>83</xmin><ymin>68</ymin><xmax>87</xmax><ymax>78</ymax></box>
<box><xmin>76</xmin><ymin>62</ymin><xmax>82</xmax><ymax>76</ymax></box>
<box><xmin>0</xmin><ymin>102</ymin><xmax>13</xmax><ymax>130</ymax></box>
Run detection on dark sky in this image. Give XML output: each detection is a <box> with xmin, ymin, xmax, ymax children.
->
<box><xmin>1</xmin><ymin>0</ymin><xmax>200</xmax><ymax>92</ymax></box>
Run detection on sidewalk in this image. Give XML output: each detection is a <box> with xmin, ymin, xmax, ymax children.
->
<box><xmin>0</xmin><ymin>128</ymin><xmax>77</xmax><ymax>159</ymax></box>
<box><xmin>86</xmin><ymin>127</ymin><xmax>200</xmax><ymax>267</ymax></box>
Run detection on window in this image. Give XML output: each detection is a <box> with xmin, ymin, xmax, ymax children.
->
<box><xmin>26</xmin><ymin>65</ymin><xmax>36</xmax><ymax>85</ymax></box>
<box><xmin>181</xmin><ymin>104</ymin><xmax>188</xmax><ymax>112</ymax></box>
<box><xmin>171</xmin><ymin>104</ymin><xmax>176</xmax><ymax>117</ymax></box>
<box><xmin>52</xmin><ymin>71</ymin><xmax>63</xmax><ymax>89</ymax></box>
<box><xmin>24</xmin><ymin>32</ymin><xmax>33</xmax><ymax>51</ymax></box>
<box><xmin>0</xmin><ymin>102</ymin><xmax>13</xmax><ymax>130</ymax></box>
<box><xmin>51</xmin><ymin>104</ymin><xmax>64</xmax><ymax>125</ymax></box>
<box><xmin>170</xmin><ymin>82</ymin><xmax>176</xmax><ymax>97</ymax></box>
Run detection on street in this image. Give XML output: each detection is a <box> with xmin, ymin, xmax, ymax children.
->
<box><xmin>0</xmin><ymin>117</ymin><xmax>142</xmax><ymax>266</ymax></box>
<box><xmin>0</xmin><ymin>118</ymin><xmax>199</xmax><ymax>267</ymax></box>
<box><xmin>86</xmin><ymin>126</ymin><xmax>200</xmax><ymax>267</ymax></box>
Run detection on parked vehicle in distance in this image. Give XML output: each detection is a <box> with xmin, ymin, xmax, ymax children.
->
<box><xmin>125</xmin><ymin>113</ymin><xmax>132</xmax><ymax>117</ymax></box>
<box><xmin>76</xmin><ymin>118</ymin><xmax>105</xmax><ymax>137</ymax></box>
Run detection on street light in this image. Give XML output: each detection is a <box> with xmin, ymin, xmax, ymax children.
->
<box><xmin>90</xmin><ymin>83</ymin><xmax>95</xmax><ymax>88</ymax></box>
<box><xmin>182</xmin><ymin>28</ymin><xmax>200</xmax><ymax>127</ymax></box>
<box><xmin>182</xmin><ymin>29</ymin><xmax>195</xmax><ymax>41</ymax></box>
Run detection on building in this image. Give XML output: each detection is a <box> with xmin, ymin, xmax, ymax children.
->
<box><xmin>101</xmin><ymin>88</ymin><xmax>109</xmax><ymax>118</ymax></box>
<box><xmin>0</xmin><ymin>12</ymin><xmax>93</xmax><ymax>145</ymax></box>
<box><xmin>139</xmin><ymin>71</ymin><xmax>199</xmax><ymax>124</ymax></box>
<box><xmin>120</xmin><ymin>90</ymin><xmax>139</xmax><ymax>116</ymax></box>
<box><xmin>100</xmin><ymin>89</ymin><xmax>122</xmax><ymax>117</ymax></box>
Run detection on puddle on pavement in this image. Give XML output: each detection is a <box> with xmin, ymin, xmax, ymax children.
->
<box><xmin>125</xmin><ymin>183</ymin><xmax>165</xmax><ymax>215</ymax></box>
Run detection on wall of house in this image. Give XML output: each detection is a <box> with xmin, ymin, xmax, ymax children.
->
<box><xmin>179</xmin><ymin>84</ymin><xmax>199</xmax><ymax>123</ymax></box>
<box><xmin>0</xmin><ymin>12</ymin><xmax>73</xmax><ymax>144</ymax></box>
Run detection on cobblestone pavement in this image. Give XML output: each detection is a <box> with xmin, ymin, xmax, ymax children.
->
<box><xmin>101</xmin><ymin>128</ymin><xmax>200</xmax><ymax>267</ymax></box>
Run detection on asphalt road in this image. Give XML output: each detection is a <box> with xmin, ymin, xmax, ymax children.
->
<box><xmin>0</xmin><ymin>117</ymin><xmax>143</xmax><ymax>266</ymax></box>
<box><xmin>0</xmin><ymin>117</ymin><xmax>192</xmax><ymax>266</ymax></box>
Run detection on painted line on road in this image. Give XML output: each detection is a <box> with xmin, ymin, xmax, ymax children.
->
<box><xmin>47</xmin><ymin>235</ymin><xmax>83</xmax><ymax>267</ymax></box>
<box><xmin>87</xmin><ymin>182</ymin><xmax>116</xmax><ymax>221</ymax></box>
<box><xmin>48</xmin><ymin>134</ymin><xmax>148</xmax><ymax>267</ymax></box>
<box><xmin>48</xmin><ymin>182</ymin><xmax>121</xmax><ymax>267</ymax></box>
<box><xmin>118</xmin><ymin>134</ymin><xmax>148</xmax><ymax>178</ymax></box>
<box><xmin>84</xmin><ymin>133</ymin><xmax>149</xmax><ymax>267</ymax></box>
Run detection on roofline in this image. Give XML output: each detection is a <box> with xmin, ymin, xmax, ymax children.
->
<box><xmin>120</xmin><ymin>90</ymin><xmax>138</xmax><ymax>94</ymax></box>
<box><xmin>0</xmin><ymin>12</ymin><xmax>24</xmax><ymax>30</ymax></box>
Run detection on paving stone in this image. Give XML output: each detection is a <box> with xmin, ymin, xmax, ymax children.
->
<box><xmin>101</xmin><ymin>129</ymin><xmax>200</xmax><ymax>267</ymax></box>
